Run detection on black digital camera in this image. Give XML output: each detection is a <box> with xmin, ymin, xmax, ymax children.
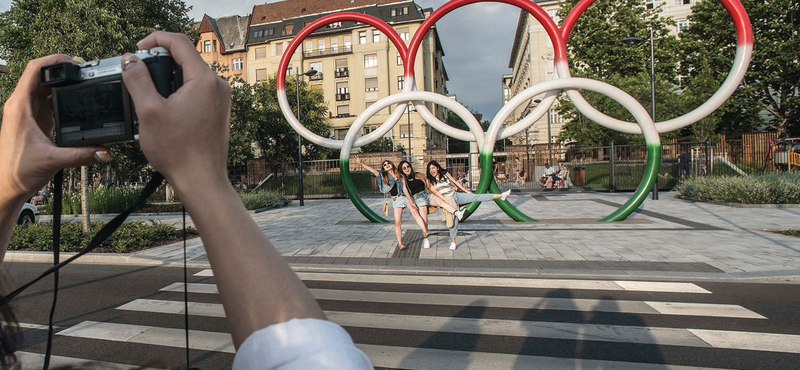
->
<box><xmin>40</xmin><ymin>47</ymin><xmax>182</xmax><ymax>147</ymax></box>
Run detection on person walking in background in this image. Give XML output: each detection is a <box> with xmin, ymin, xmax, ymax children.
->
<box><xmin>426</xmin><ymin>161</ymin><xmax>511</xmax><ymax>250</ymax></box>
<box><xmin>356</xmin><ymin>157</ymin><xmax>430</xmax><ymax>251</ymax></box>
<box><xmin>678</xmin><ymin>149</ymin><xmax>691</xmax><ymax>179</ymax></box>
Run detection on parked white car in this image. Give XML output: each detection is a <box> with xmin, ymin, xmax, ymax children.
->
<box><xmin>18</xmin><ymin>203</ymin><xmax>39</xmax><ymax>225</ymax></box>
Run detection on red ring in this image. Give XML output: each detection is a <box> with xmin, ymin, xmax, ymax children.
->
<box><xmin>405</xmin><ymin>0</ymin><xmax>566</xmax><ymax>81</ymax></box>
<box><xmin>277</xmin><ymin>13</ymin><xmax>409</xmax><ymax>91</ymax></box>
<box><xmin>561</xmin><ymin>0</ymin><xmax>752</xmax><ymax>52</ymax></box>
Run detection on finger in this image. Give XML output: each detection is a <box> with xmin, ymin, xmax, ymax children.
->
<box><xmin>120</xmin><ymin>53</ymin><xmax>163</xmax><ymax>114</ymax></box>
<box><xmin>45</xmin><ymin>146</ymin><xmax>113</xmax><ymax>171</ymax></box>
<box><xmin>136</xmin><ymin>31</ymin><xmax>207</xmax><ymax>75</ymax></box>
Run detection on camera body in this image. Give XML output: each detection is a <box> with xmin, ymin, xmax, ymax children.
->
<box><xmin>40</xmin><ymin>47</ymin><xmax>182</xmax><ymax>147</ymax></box>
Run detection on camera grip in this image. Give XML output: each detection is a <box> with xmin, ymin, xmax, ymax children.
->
<box><xmin>145</xmin><ymin>55</ymin><xmax>182</xmax><ymax>98</ymax></box>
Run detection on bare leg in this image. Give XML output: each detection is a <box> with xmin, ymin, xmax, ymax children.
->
<box><xmin>429</xmin><ymin>196</ymin><xmax>457</xmax><ymax>214</ymax></box>
<box><xmin>407</xmin><ymin>205</ymin><xmax>429</xmax><ymax>237</ymax></box>
<box><xmin>393</xmin><ymin>207</ymin><xmax>405</xmax><ymax>250</ymax></box>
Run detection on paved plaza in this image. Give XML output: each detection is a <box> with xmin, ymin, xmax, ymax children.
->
<box><xmin>15</xmin><ymin>190</ymin><xmax>800</xmax><ymax>279</ymax></box>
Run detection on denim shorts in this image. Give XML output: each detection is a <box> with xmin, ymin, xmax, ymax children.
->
<box><xmin>412</xmin><ymin>191</ymin><xmax>432</xmax><ymax>207</ymax></box>
<box><xmin>392</xmin><ymin>195</ymin><xmax>409</xmax><ymax>208</ymax></box>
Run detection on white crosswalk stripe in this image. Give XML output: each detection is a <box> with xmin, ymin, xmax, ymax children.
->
<box><xmin>29</xmin><ymin>272</ymin><xmax>795</xmax><ymax>369</ymax></box>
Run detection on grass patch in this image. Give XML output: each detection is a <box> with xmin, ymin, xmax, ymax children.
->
<box><xmin>675</xmin><ymin>172</ymin><xmax>800</xmax><ymax>204</ymax></box>
<box><xmin>773</xmin><ymin>230</ymin><xmax>800</xmax><ymax>237</ymax></box>
<box><xmin>237</xmin><ymin>189</ymin><xmax>291</xmax><ymax>210</ymax></box>
<box><xmin>9</xmin><ymin>221</ymin><xmax>198</xmax><ymax>253</ymax></box>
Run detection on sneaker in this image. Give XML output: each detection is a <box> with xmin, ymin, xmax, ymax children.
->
<box><xmin>423</xmin><ymin>238</ymin><xmax>431</xmax><ymax>249</ymax></box>
<box><xmin>449</xmin><ymin>242</ymin><xmax>457</xmax><ymax>250</ymax></box>
<box><xmin>501</xmin><ymin>189</ymin><xmax>512</xmax><ymax>201</ymax></box>
<box><xmin>454</xmin><ymin>208</ymin><xmax>465</xmax><ymax>221</ymax></box>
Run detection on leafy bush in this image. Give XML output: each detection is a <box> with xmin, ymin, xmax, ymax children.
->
<box><xmin>8</xmin><ymin>221</ymin><xmax>197</xmax><ymax>253</ymax></box>
<box><xmin>675</xmin><ymin>172</ymin><xmax>800</xmax><ymax>204</ymax></box>
<box><xmin>39</xmin><ymin>187</ymin><xmax>141</xmax><ymax>215</ymax></box>
<box><xmin>238</xmin><ymin>189</ymin><xmax>291</xmax><ymax>210</ymax></box>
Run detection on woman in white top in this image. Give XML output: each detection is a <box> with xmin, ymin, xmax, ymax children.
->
<box><xmin>426</xmin><ymin>161</ymin><xmax>511</xmax><ymax>250</ymax></box>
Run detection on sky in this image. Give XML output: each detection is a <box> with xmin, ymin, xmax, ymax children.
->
<box><xmin>0</xmin><ymin>0</ymin><xmax>520</xmax><ymax>119</ymax></box>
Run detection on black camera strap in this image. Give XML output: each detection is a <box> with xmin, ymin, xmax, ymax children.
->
<box><xmin>0</xmin><ymin>172</ymin><xmax>165</xmax><ymax>307</ymax></box>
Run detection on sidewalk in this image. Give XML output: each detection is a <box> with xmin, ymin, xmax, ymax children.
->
<box><xmin>11</xmin><ymin>190</ymin><xmax>800</xmax><ymax>279</ymax></box>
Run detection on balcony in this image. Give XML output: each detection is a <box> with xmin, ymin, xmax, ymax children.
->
<box><xmin>334</xmin><ymin>68</ymin><xmax>349</xmax><ymax>78</ymax></box>
<box><xmin>309</xmin><ymin>73</ymin><xmax>323</xmax><ymax>81</ymax></box>
<box><xmin>303</xmin><ymin>45</ymin><xmax>353</xmax><ymax>58</ymax></box>
<box><xmin>336</xmin><ymin>93</ymin><xmax>350</xmax><ymax>101</ymax></box>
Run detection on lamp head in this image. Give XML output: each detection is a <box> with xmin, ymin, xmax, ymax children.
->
<box><xmin>303</xmin><ymin>69</ymin><xmax>318</xmax><ymax>77</ymax></box>
<box><xmin>622</xmin><ymin>36</ymin><xmax>646</xmax><ymax>46</ymax></box>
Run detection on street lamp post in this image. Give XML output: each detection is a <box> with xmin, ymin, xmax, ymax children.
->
<box><xmin>296</xmin><ymin>67</ymin><xmax>318</xmax><ymax>206</ymax></box>
<box><xmin>623</xmin><ymin>28</ymin><xmax>658</xmax><ymax>200</ymax></box>
<box><xmin>406</xmin><ymin>105</ymin><xmax>413</xmax><ymax>162</ymax></box>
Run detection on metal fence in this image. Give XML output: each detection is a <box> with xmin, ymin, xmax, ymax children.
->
<box><xmin>246</xmin><ymin>138</ymin><xmax>787</xmax><ymax>199</ymax></box>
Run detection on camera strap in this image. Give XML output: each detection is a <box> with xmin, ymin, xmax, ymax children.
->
<box><xmin>0</xmin><ymin>171</ymin><xmax>164</xmax><ymax>306</ymax></box>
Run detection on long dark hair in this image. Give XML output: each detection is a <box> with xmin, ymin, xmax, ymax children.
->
<box><xmin>398</xmin><ymin>160</ymin><xmax>414</xmax><ymax>179</ymax></box>
<box><xmin>380</xmin><ymin>160</ymin><xmax>397</xmax><ymax>185</ymax></box>
<box><xmin>426</xmin><ymin>160</ymin><xmax>448</xmax><ymax>183</ymax></box>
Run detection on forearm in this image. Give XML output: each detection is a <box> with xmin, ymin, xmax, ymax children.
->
<box><xmin>0</xmin><ymin>192</ymin><xmax>30</xmax><ymax>265</ymax></box>
<box><xmin>174</xmin><ymin>178</ymin><xmax>324</xmax><ymax>348</ymax></box>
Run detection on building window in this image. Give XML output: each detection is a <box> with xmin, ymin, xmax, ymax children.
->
<box><xmin>397</xmin><ymin>52</ymin><xmax>403</xmax><ymax>66</ymax></box>
<box><xmin>286</xmin><ymin>66</ymin><xmax>293</xmax><ymax>76</ymax></box>
<box><xmin>391</xmin><ymin>9</ymin><xmax>396</xmax><ymax>17</ymax></box>
<box><xmin>676</xmin><ymin>0</ymin><xmax>691</xmax><ymax>4</ymax></box>
<box><xmin>677</xmin><ymin>19</ymin><xmax>690</xmax><ymax>33</ymax></box>
<box><xmin>283</xmin><ymin>24</ymin><xmax>294</xmax><ymax>35</ymax></box>
<box><xmin>365</xmin><ymin>77</ymin><xmax>378</xmax><ymax>92</ymax></box>
<box><xmin>255</xmin><ymin>47</ymin><xmax>267</xmax><ymax>59</ymax></box>
<box><xmin>363</xmin><ymin>124</ymin><xmax>377</xmax><ymax>134</ymax></box>
<box><xmin>309</xmin><ymin>62</ymin><xmax>322</xmax><ymax>80</ymax></box>
<box><xmin>253</xmin><ymin>30</ymin><xmax>263</xmax><ymax>38</ymax></box>
<box><xmin>335</xmin><ymin>59</ymin><xmax>349</xmax><ymax>77</ymax></box>
<box><xmin>373</xmin><ymin>30</ymin><xmax>381</xmax><ymax>43</ymax></box>
<box><xmin>397</xmin><ymin>76</ymin><xmax>404</xmax><ymax>90</ymax></box>
<box><xmin>337</xmin><ymin>105</ymin><xmax>350</xmax><ymax>118</ymax></box>
<box><xmin>344</xmin><ymin>36</ymin><xmax>351</xmax><ymax>50</ymax></box>
<box><xmin>233</xmin><ymin>58</ymin><xmax>243</xmax><ymax>71</ymax></box>
<box><xmin>364</xmin><ymin>54</ymin><xmax>378</xmax><ymax>68</ymax></box>
<box><xmin>255</xmin><ymin>68</ymin><xmax>268</xmax><ymax>81</ymax></box>
<box><xmin>265</xmin><ymin>28</ymin><xmax>274</xmax><ymax>36</ymax></box>
<box><xmin>212</xmin><ymin>40</ymin><xmax>217</xmax><ymax>52</ymax></box>
<box><xmin>645</xmin><ymin>0</ymin><xmax>664</xmax><ymax>9</ymax></box>
<box><xmin>331</xmin><ymin>38</ymin><xmax>338</xmax><ymax>53</ymax></box>
<box><xmin>203</xmin><ymin>40</ymin><xmax>211</xmax><ymax>53</ymax></box>
<box><xmin>359</xmin><ymin>31</ymin><xmax>367</xmax><ymax>44</ymax></box>
<box><xmin>400</xmin><ymin>124</ymin><xmax>412</xmax><ymax>138</ymax></box>
<box><xmin>336</xmin><ymin>82</ymin><xmax>350</xmax><ymax>101</ymax></box>
<box><xmin>275</xmin><ymin>42</ymin><xmax>285</xmax><ymax>55</ymax></box>
<box><xmin>305</xmin><ymin>41</ymin><xmax>312</xmax><ymax>54</ymax></box>
<box><xmin>398</xmin><ymin>27</ymin><xmax>409</xmax><ymax>41</ymax></box>
<box><xmin>318</xmin><ymin>39</ymin><xmax>325</xmax><ymax>53</ymax></box>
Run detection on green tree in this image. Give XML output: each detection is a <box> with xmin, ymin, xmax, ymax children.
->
<box><xmin>244</xmin><ymin>74</ymin><xmax>331</xmax><ymax>168</ymax></box>
<box><xmin>445</xmin><ymin>108</ymin><xmax>508</xmax><ymax>153</ymax></box>
<box><xmin>0</xmin><ymin>0</ymin><xmax>193</xmax><ymax>180</ymax></box>
<box><xmin>680</xmin><ymin>0</ymin><xmax>799</xmax><ymax>137</ymax></box>
<box><xmin>360</xmin><ymin>137</ymin><xmax>396</xmax><ymax>153</ymax></box>
<box><xmin>555</xmin><ymin>0</ymin><xmax>683</xmax><ymax>146</ymax></box>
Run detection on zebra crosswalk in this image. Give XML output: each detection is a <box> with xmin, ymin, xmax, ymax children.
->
<box><xmin>16</xmin><ymin>270</ymin><xmax>800</xmax><ymax>369</ymax></box>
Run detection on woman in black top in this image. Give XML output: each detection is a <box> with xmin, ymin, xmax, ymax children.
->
<box><xmin>399</xmin><ymin>161</ymin><xmax>463</xmax><ymax>249</ymax></box>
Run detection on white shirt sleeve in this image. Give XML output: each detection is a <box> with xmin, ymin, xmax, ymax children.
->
<box><xmin>232</xmin><ymin>318</ymin><xmax>374</xmax><ymax>370</ymax></box>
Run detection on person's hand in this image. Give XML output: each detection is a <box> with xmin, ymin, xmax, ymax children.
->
<box><xmin>0</xmin><ymin>54</ymin><xmax>111</xmax><ymax>204</ymax></box>
<box><xmin>121</xmin><ymin>31</ymin><xmax>231</xmax><ymax>195</ymax></box>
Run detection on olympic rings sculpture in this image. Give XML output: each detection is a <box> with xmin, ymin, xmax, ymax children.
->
<box><xmin>276</xmin><ymin>0</ymin><xmax>752</xmax><ymax>223</ymax></box>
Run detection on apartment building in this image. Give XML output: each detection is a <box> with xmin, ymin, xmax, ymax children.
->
<box><xmin>246</xmin><ymin>0</ymin><xmax>449</xmax><ymax>158</ymax></box>
<box><xmin>507</xmin><ymin>0</ymin><xmax>697</xmax><ymax>147</ymax></box>
<box><xmin>196</xmin><ymin>14</ymin><xmax>250</xmax><ymax>81</ymax></box>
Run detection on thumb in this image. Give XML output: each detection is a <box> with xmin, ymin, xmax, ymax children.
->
<box><xmin>120</xmin><ymin>54</ymin><xmax>162</xmax><ymax>114</ymax></box>
<box><xmin>48</xmin><ymin>146</ymin><xmax>113</xmax><ymax>170</ymax></box>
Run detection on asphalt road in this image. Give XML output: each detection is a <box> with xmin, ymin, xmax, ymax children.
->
<box><xmin>4</xmin><ymin>262</ymin><xmax>800</xmax><ymax>370</ymax></box>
